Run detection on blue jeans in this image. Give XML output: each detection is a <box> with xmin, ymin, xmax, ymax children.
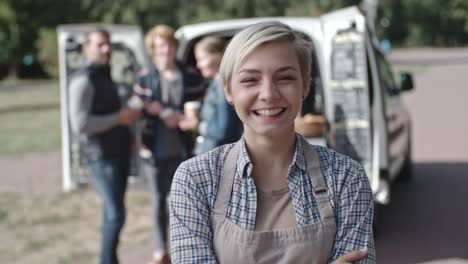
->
<box><xmin>89</xmin><ymin>157</ymin><xmax>129</xmax><ymax>264</ymax></box>
<box><xmin>142</xmin><ymin>156</ymin><xmax>181</xmax><ymax>252</ymax></box>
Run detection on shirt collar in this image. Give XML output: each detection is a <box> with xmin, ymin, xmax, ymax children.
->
<box><xmin>290</xmin><ymin>134</ymin><xmax>308</xmax><ymax>173</ymax></box>
<box><xmin>236</xmin><ymin>137</ymin><xmax>252</xmax><ymax>179</ymax></box>
<box><xmin>235</xmin><ymin>134</ymin><xmax>308</xmax><ymax>179</ymax></box>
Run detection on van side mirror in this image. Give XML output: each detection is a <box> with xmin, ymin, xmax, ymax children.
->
<box><xmin>400</xmin><ymin>72</ymin><xmax>414</xmax><ymax>92</ymax></box>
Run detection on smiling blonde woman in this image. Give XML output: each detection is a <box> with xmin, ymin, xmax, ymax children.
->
<box><xmin>169</xmin><ymin>21</ymin><xmax>375</xmax><ymax>264</ymax></box>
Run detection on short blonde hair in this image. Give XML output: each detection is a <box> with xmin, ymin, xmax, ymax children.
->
<box><xmin>219</xmin><ymin>21</ymin><xmax>312</xmax><ymax>91</ymax></box>
<box><xmin>145</xmin><ymin>24</ymin><xmax>179</xmax><ymax>57</ymax></box>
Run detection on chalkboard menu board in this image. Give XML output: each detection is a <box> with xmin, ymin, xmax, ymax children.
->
<box><xmin>330</xmin><ymin>29</ymin><xmax>372</xmax><ymax>174</ymax></box>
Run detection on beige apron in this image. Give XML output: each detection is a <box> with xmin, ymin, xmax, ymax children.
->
<box><xmin>212</xmin><ymin>138</ymin><xmax>337</xmax><ymax>264</ymax></box>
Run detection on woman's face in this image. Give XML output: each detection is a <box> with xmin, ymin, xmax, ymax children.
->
<box><xmin>153</xmin><ymin>35</ymin><xmax>177</xmax><ymax>67</ymax></box>
<box><xmin>226</xmin><ymin>41</ymin><xmax>307</xmax><ymax>139</ymax></box>
<box><xmin>195</xmin><ymin>48</ymin><xmax>222</xmax><ymax>79</ymax></box>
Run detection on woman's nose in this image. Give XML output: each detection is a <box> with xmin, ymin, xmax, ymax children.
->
<box><xmin>258</xmin><ymin>79</ymin><xmax>280</xmax><ymax>101</ymax></box>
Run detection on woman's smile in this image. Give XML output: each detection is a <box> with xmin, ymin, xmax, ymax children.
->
<box><xmin>252</xmin><ymin>107</ymin><xmax>286</xmax><ymax>117</ymax></box>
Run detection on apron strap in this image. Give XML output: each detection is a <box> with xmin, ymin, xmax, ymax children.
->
<box><xmin>213</xmin><ymin>137</ymin><xmax>334</xmax><ymax>222</ymax></box>
<box><xmin>213</xmin><ymin>142</ymin><xmax>241</xmax><ymax>217</ymax></box>
<box><xmin>299</xmin><ymin>136</ymin><xmax>335</xmax><ymax>221</ymax></box>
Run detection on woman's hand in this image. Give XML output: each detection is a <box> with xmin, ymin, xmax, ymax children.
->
<box><xmin>117</xmin><ymin>107</ymin><xmax>141</xmax><ymax>126</ymax></box>
<box><xmin>162</xmin><ymin>111</ymin><xmax>183</xmax><ymax>129</ymax></box>
<box><xmin>145</xmin><ymin>101</ymin><xmax>163</xmax><ymax>116</ymax></box>
<box><xmin>332</xmin><ymin>250</ymin><xmax>368</xmax><ymax>264</ymax></box>
<box><xmin>178</xmin><ymin>115</ymin><xmax>199</xmax><ymax>131</ymax></box>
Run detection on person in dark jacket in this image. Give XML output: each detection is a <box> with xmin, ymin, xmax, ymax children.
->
<box><xmin>132</xmin><ymin>24</ymin><xmax>204</xmax><ymax>264</ymax></box>
<box><xmin>69</xmin><ymin>29</ymin><xmax>140</xmax><ymax>264</ymax></box>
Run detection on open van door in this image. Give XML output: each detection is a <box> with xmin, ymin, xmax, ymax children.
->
<box><xmin>320</xmin><ymin>7</ymin><xmax>379</xmax><ymax>193</ymax></box>
<box><xmin>57</xmin><ymin>25</ymin><xmax>149</xmax><ymax>191</ymax></box>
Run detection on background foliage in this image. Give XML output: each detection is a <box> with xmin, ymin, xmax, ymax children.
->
<box><xmin>0</xmin><ymin>0</ymin><xmax>467</xmax><ymax>79</ymax></box>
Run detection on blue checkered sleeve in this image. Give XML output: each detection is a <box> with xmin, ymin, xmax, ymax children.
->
<box><xmin>319</xmin><ymin>148</ymin><xmax>376</xmax><ymax>263</ymax></box>
<box><xmin>169</xmin><ymin>156</ymin><xmax>219</xmax><ymax>263</ymax></box>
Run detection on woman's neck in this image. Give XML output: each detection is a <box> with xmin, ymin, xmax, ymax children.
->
<box><xmin>156</xmin><ymin>63</ymin><xmax>178</xmax><ymax>80</ymax></box>
<box><xmin>154</xmin><ymin>58</ymin><xmax>177</xmax><ymax>71</ymax></box>
<box><xmin>244</xmin><ymin>131</ymin><xmax>296</xmax><ymax>191</ymax></box>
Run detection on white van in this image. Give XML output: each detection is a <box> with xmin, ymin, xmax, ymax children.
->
<box><xmin>175</xmin><ymin>6</ymin><xmax>414</xmax><ymax>208</ymax></box>
<box><xmin>57</xmin><ymin>6</ymin><xmax>414</xmax><ymax>211</ymax></box>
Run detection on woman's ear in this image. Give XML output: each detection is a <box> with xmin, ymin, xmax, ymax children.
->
<box><xmin>224</xmin><ymin>81</ymin><xmax>233</xmax><ymax>104</ymax></box>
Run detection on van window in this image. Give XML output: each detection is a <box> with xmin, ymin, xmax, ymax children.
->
<box><xmin>375</xmin><ymin>51</ymin><xmax>398</xmax><ymax>96</ymax></box>
<box><xmin>181</xmin><ymin>31</ymin><xmax>324</xmax><ymax>114</ymax></box>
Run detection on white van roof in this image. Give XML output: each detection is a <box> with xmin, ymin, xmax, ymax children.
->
<box><xmin>175</xmin><ymin>6</ymin><xmax>364</xmax><ymax>41</ymax></box>
<box><xmin>175</xmin><ymin>17</ymin><xmax>322</xmax><ymax>41</ymax></box>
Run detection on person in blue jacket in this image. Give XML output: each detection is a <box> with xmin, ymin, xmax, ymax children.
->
<box><xmin>179</xmin><ymin>36</ymin><xmax>242</xmax><ymax>155</ymax></box>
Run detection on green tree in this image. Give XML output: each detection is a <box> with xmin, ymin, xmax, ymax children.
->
<box><xmin>376</xmin><ymin>0</ymin><xmax>408</xmax><ymax>45</ymax></box>
<box><xmin>3</xmin><ymin>0</ymin><xmax>467</xmax><ymax>80</ymax></box>
<box><xmin>0</xmin><ymin>1</ymin><xmax>19</xmax><ymax>77</ymax></box>
<box><xmin>36</xmin><ymin>29</ymin><xmax>58</xmax><ymax>78</ymax></box>
<box><xmin>317</xmin><ymin>0</ymin><xmax>361</xmax><ymax>12</ymax></box>
<box><xmin>285</xmin><ymin>0</ymin><xmax>322</xmax><ymax>16</ymax></box>
<box><xmin>377</xmin><ymin>0</ymin><xmax>468</xmax><ymax>46</ymax></box>
<box><xmin>80</xmin><ymin>0</ymin><xmax>181</xmax><ymax>30</ymax></box>
<box><xmin>0</xmin><ymin>0</ymin><xmax>85</xmax><ymax>78</ymax></box>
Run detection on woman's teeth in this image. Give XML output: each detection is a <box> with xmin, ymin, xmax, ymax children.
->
<box><xmin>254</xmin><ymin>108</ymin><xmax>284</xmax><ymax>117</ymax></box>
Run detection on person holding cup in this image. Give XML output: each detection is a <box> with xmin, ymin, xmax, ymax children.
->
<box><xmin>133</xmin><ymin>24</ymin><xmax>204</xmax><ymax>264</ymax></box>
<box><xmin>179</xmin><ymin>36</ymin><xmax>242</xmax><ymax>155</ymax></box>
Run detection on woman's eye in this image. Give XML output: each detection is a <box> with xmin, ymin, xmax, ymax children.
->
<box><xmin>278</xmin><ymin>75</ymin><xmax>296</xmax><ymax>81</ymax></box>
<box><xmin>240</xmin><ymin>78</ymin><xmax>257</xmax><ymax>83</ymax></box>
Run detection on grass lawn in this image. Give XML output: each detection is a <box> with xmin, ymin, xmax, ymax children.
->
<box><xmin>0</xmin><ymin>189</ymin><xmax>152</xmax><ymax>264</ymax></box>
<box><xmin>0</xmin><ymin>80</ymin><xmax>62</xmax><ymax>155</ymax></box>
<box><xmin>0</xmin><ymin>79</ymin><xmax>153</xmax><ymax>263</ymax></box>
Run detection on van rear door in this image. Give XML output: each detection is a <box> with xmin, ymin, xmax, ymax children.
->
<box><xmin>320</xmin><ymin>7</ymin><xmax>377</xmax><ymax>190</ymax></box>
<box><xmin>57</xmin><ymin>25</ymin><xmax>149</xmax><ymax>191</ymax></box>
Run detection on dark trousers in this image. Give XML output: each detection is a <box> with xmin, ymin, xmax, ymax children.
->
<box><xmin>143</xmin><ymin>156</ymin><xmax>182</xmax><ymax>251</ymax></box>
<box><xmin>89</xmin><ymin>157</ymin><xmax>129</xmax><ymax>264</ymax></box>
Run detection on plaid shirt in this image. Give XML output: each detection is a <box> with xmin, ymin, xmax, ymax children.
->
<box><xmin>169</xmin><ymin>135</ymin><xmax>375</xmax><ymax>263</ymax></box>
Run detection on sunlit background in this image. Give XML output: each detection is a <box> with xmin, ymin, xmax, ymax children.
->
<box><xmin>1</xmin><ymin>0</ymin><xmax>467</xmax><ymax>263</ymax></box>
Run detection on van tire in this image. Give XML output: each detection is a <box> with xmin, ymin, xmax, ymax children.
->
<box><xmin>372</xmin><ymin>202</ymin><xmax>383</xmax><ymax>236</ymax></box>
<box><xmin>398</xmin><ymin>137</ymin><xmax>413</xmax><ymax>182</ymax></box>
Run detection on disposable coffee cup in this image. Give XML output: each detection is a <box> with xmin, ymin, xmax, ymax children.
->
<box><xmin>127</xmin><ymin>96</ymin><xmax>144</xmax><ymax>110</ymax></box>
<box><xmin>184</xmin><ymin>101</ymin><xmax>201</xmax><ymax>119</ymax></box>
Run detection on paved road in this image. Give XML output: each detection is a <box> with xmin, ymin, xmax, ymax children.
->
<box><xmin>390</xmin><ymin>48</ymin><xmax>468</xmax><ymax>162</ymax></box>
<box><xmin>375</xmin><ymin>162</ymin><xmax>468</xmax><ymax>263</ymax></box>
<box><xmin>374</xmin><ymin>48</ymin><xmax>468</xmax><ymax>263</ymax></box>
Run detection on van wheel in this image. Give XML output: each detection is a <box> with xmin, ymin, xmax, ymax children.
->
<box><xmin>372</xmin><ymin>202</ymin><xmax>381</xmax><ymax>235</ymax></box>
<box><xmin>398</xmin><ymin>139</ymin><xmax>413</xmax><ymax>182</ymax></box>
